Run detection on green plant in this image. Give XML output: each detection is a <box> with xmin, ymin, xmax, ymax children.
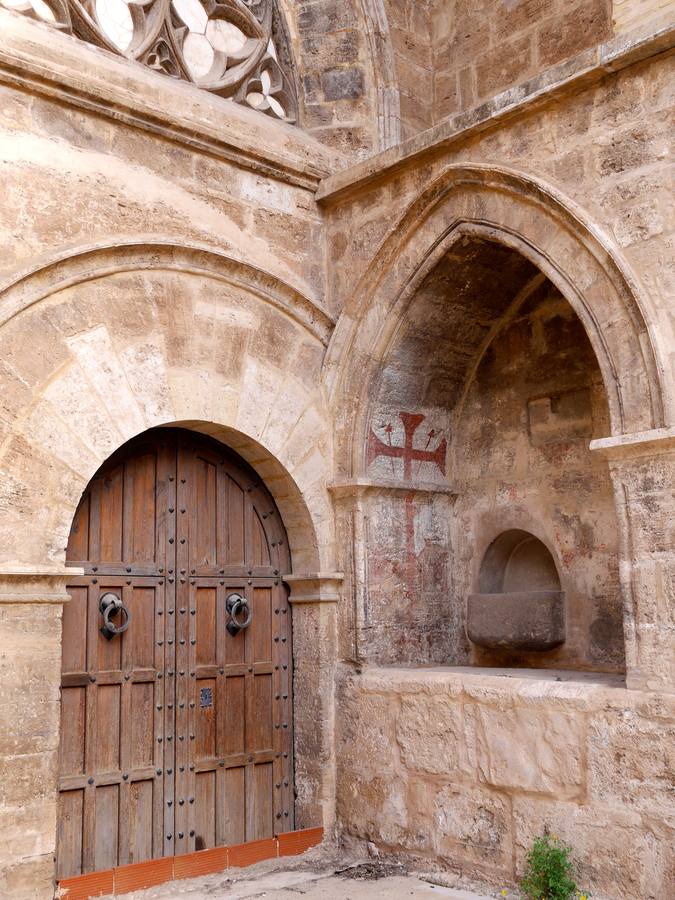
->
<box><xmin>520</xmin><ymin>832</ymin><xmax>587</xmax><ymax>900</ymax></box>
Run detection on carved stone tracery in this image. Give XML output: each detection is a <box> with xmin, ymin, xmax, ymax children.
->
<box><xmin>1</xmin><ymin>0</ymin><xmax>297</xmax><ymax>121</ymax></box>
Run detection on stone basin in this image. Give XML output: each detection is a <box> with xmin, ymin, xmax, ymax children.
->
<box><xmin>467</xmin><ymin>590</ymin><xmax>565</xmax><ymax>651</ymax></box>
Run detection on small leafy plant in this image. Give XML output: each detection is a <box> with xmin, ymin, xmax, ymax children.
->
<box><xmin>520</xmin><ymin>832</ymin><xmax>587</xmax><ymax>900</ymax></box>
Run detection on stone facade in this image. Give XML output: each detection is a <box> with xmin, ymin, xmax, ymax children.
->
<box><xmin>0</xmin><ymin>3</ymin><xmax>673</xmax><ymax>899</ymax></box>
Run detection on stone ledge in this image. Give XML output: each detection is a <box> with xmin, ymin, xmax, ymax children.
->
<box><xmin>0</xmin><ymin>10</ymin><xmax>342</xmax><ymax>191</ymax></box>
<box><xmin>0</xmin><ymin>566</ymin><xmax>83</xmax><ymax>603</ymax></box>
<box><xmin>328</xmin><ymin>478</ymin><xmax>457</xmax><ymax>499</ymax></box>
<box><xmin>590</xmin><ymin>426</ymin><xmax>675</xmax><ymax>459</ymax></box>
<box><xmin>283</xmin><ymin>572</ymin><xmax>344</xmax><ymax>603</ymax></box>
<box><xmin>355</xmin><ymin>666</ymin><xmax>630</xmax><ymax>708</ymax></box>
<box><xmin>317</xmin><ymin>15</ymin><xmax>675</xmax><ymax>203</ymax></box>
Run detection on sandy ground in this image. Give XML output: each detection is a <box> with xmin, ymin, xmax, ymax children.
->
<box><xmin>108</xmin><ymin>853</ymin><xmax>507</xmax><ymax>900</ymax></box>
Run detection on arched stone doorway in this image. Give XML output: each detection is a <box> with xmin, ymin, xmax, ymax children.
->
<box><xmin>57</xmin><ymin>427</ymin><xmax>294</xmax><ymax>878</ymax></box>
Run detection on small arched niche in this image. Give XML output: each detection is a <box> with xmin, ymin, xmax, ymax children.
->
<box><xmin>468</xmin><ymin>530</ymin><xmax>565</xmax><ymax>652</ymax></box>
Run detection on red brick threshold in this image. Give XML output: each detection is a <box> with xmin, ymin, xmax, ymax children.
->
<box><xmin>58</xmin><ymin>827</ymin><xmax>324</xmax><ymax>900</ymax></box>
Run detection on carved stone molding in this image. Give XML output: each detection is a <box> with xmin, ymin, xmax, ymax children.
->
<box><xmin>0</xmin><ymin>566</ymin><xmax>83</xmax><ymax>603</ymax></box>
<box><xmin>283</xmin><ymin>573</ymin><xmax>344</xmax><ymax>604</ymax></box>
<box><xmin>0</xmin><ymin>0</ymin><xmax>297</xmax><ymax>121</ymax></box>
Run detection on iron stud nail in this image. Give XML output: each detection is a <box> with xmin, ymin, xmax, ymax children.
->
<box><xmin>190</xmin><ymin>830</ymin><xmax>195</xmax><ymax>837</ymax></box>
<box><xmin>219</xmin><ymin>668</ymin><xmax>224</xmax><ymax>674</ymax></box>
<box><xmin>126</xmin><ymin>567</ymin><xmax>131</xmax><ymax>573</ymax></box>
<box><xmin>180</xmin><ymin>608</ymin><xmax>186</xmax><ymax>614</ymax></box>
<box><xmin>158</xmin><ymin>737</ymin><xmax>163</xmax><ymax>743</ymax></box>
<box><xmin>169</xmin><ymin>538</ymin><xmax>174</xmax><ymax>544</ymax></box>
<box><xmin>181</xmin><ymin>509</ymin><xmax>186</xmax><ymax>514</ymax></box>
<box><xmin>88</xmin><ymin>778</ymin><xmax>94</xmax><ymax>785</ymax></box>
<box><xmin>159</xmin><ymin>567</ymin><xmax>164</xmax><ymax>573</ymax></box>
<box><xmin>284</xmin><ymin>812</ymin><xmax>289</xmax><ymax>817</ymax></box>
<box><xmin>167</xmin><ymin>833</ymin><xmax>172</xmax><ymax>840</ymax></box>
<box><xmin>168</xmin><ymin>475</ymin><xmax>174</xmax><ymax>482</ymax></box>
<box><xmin>178</xmin><ymin>832</ymin><xmax>184</xmax><ymax>839</ymax></box>
<box><xmin>179</xmin><ymin>702</ymin><xmax>184</xmax><ymax>708</ymax></box>
<box><xmin>156</xmin><ymin>704</ymin><xmax>162</xmax><ymax>710</ymax></box>
<box><xmin>276</xmin><ymin>813</ymin><xmax>282</xmax><ymax>820</ymax></box>
<box><xmin>191</xmin><ymin>610</ymin><xmax>196</xmax><ymax>616</ymax></box>
<box><xmin>191</xmin><ymin>569</ymin><xmax>195</xmax><ymax>574</ymax></box>
<box><xmin>167</xmin><ymin>800</ymin><xmax>172</xmax><ymax>806</ymax></box>
<box><xmin>157</xmin><ymin>640</ymin><xmax>164</xmax><ymax>646</ymax></box>
<box><xmin>191</xmin><ymin>639</ymin><xmax>196</xmax><ymax>645</ymax></box>
<box><xmin>179</xmin><ymin>799</ymin><xmax>184</xmax><ymax>805</ymax></box>
<box><xmin>92</xmin><ymin>566</ymin><xmax>98</xmax><ymax>572</ymax></box>
<box><xmin>92</xmin><ymin>578</ymin><xmax>98</xmax><ymax>584</ymax></box>
<box><xmin>169</xmin><ymin>578</ymin><xmax>174</xmax><ymax>584</ymax></box>
<box><xmin>179</xmin><ymin>766</ymin><xmax>184</xmax><ymax>772</ymax></box>
<box><xmin>248</xmin><ymin>579</ymin><xmax>252</xmax><ymax>585</ymax></box>
<box><xmin>123</xmin><ymin>774</ymin><xmax>129</xmax><ymax>780</ymax></box>
<box><xmin>168</xmin><ymin>609</ymin><xmax>174</xmax><ymax>615</ymax></box>
<box><xmin>169</xmin><ymin>508</ymin><xmax>174</xmax><ymax>513</ymax></box>
<box><xmin>190</xmin><ymin>701</ymin><xmax>195</xmax><ymax>708</ymax></box>
<box><xmin>167</xmin><ymin>768</ymin><xmax>172</xmax><ymax>774</ymax></box>
<box><xmin>189</xmin><ymin>797</ymin><xmax>194</xmax><ymax>804</ymax></box>
<box><xmin>124</xmin><ymin>674</ymin><xmax>130</xmax><ymax>681</ymax></box>
<box><xmin>219</xmin><ymin>761</ymin><xmax>225</xmax><ymax>767</ymax></box>
<box><xmin>190</xmin><ymin>734</ymin><xmax>195</xmax><ymax>740</ymax></box>
<box><xmin>181</xmin><ymin>478</ymin><xmax>186</xmax><ymax>483</ymax></box>
<box><xmin>248</xmin><ymin>755</ymin><xmax>253</xmax><ymax>762</ymax></box>
<box><xmin>179</xmin><ymin>670</ymin><xmax>185</xmax><ymax>675</ymax></box>
<box><xmin>180</xmin><ymin>639</ymin><xmax>185</xmax><ymax>645</ymax></box>
<box><xmin>189</xmin><ymin>765</ymin><xmax>195</xmax><ymax>771</ymax></box>
<box><xmin>181</xmin><ymin>539</ymin><xmax>187</xmax><ymax>545</ymax></box>
<box><xmin>168</xmin><ymin>639</ymin><xmax>173</xmax><ymax>645</ymax></box>
<box><xmin>126</xmin><ymin>580</ymin><xmax>132</xmax><ymax>585</ymax></box>
<box><xmin>156</xmin><ymin>769</ymin><xmax>162</xmax><ymax>775</ymax></box>
<box><xmin>89</xmin><ymin>675</ymin><xmax>96</xmax><ymax>683</ymax></box>
<box><xmin>168</xmin><ymin>703</ymin><xmax>173</xmax><ymax>709</ymax></box>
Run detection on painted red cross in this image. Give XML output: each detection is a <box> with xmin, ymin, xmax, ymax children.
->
<box><xmin>367</xmin><ymin>412</ymin><xmax>446</xmax><ymax>480</ymax></box>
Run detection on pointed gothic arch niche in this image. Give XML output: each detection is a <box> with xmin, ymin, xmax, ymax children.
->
<box><xmin>359</xmin><ymin>232</ymin><xmax>625</xmax><ymax>672</ymax></box>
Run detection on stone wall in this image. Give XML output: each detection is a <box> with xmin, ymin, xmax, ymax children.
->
<box><xmin>337</xmin><ymin>666</ymin><xmax>675</xmax><ymax>898</ymax></box>
<box><xmin>429</xmin><ymin>0</ymin><xmax>613</xmax><ymax>121</ymax></box>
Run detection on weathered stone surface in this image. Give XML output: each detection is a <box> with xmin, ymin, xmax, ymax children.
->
<box><xmin>395</xmin><ymin>694</ymin><xmax>463</xmax><ymax>775</ymax></box>
<box><xmin>465</xmin><ymin>703</ymin><xmax>584</xmax><ymax>798</ymax></box>
<box><xmin>0</xmin><ymin>6</ymin><xmax>673</xmax><ymax>898</ymax></box>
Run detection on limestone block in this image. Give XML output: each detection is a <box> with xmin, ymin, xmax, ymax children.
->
<box><xmin>513</xmin><ymin>797</ymin><xmax>674</xmax><ymax>899</ymax></box>
<box><xmin>465</xmin><ymin>703</ymin><xmax>584</xmax><ymax>798</ymax></box>
<box><xmin>395</xmin><ymin>693</ymin><xmax>465</xmax><ymax>776</ymax></box>
<box><xmin>433</xmin><ymin>783</ymin><xmax>512</xmax><ymax>876</ymax></box>
<box><xmin>588</xmin><ymin>708</ymin><xmax>675</xmax><ymax>821</ymax></box>
<box><xmin>0</xmin><ymin>853</ymin><xmax>55</xmax><ymax>900</ymax></box>
<box><xmin>337</xmin><ymin>688</ymin><xmax>398</xmax><ymax>776</ymax></box>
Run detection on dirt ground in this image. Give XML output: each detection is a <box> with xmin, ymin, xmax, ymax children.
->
<box><xmin>108</xmin><ymin>852</ymin><xmax>509</xmax><ymax>900</ymax></box>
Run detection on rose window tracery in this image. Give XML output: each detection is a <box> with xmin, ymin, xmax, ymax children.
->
<box><xmin>0</xmin><ymin>0</ymin><xmax>297</xmax><ymax>121</ymax></box>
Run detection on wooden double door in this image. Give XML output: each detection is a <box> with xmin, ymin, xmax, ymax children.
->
<box><xmin>57</xmin><ymin>429</ymin><xmax>293</xmax><ymax>879</ymax></box>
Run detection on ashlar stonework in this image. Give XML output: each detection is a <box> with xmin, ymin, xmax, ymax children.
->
<box><xmin>0</xmin><ymin>3</ymin><xmax>673</xmax><ymax>899</ymax></box>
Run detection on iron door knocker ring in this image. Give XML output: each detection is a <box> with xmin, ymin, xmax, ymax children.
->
<box><xmin>99</xmin><ymin>592</ymin><xmax>131</xmax><ymax>641</ymax></box>
<box><xmin>226</xmin><ymin>593</ymin><xmax>252</xmax><ymax>636</ymax></box>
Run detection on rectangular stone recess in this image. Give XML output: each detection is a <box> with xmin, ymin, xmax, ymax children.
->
<box><xmin>57</xmin><ymin>827</ymin><xmax>324</xmax><ymax>898</ymax></box>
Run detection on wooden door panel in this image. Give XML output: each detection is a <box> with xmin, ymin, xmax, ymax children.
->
<box><xmin>59</xmin><ymin>429</ymin><xmax>293</xmax><ymax>880</ymax></box>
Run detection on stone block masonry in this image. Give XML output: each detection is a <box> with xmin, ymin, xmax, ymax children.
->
<box><xmin>337</xmin><ymin>667</ymin><xmax>675</xmax><ymax>898</ymax></box>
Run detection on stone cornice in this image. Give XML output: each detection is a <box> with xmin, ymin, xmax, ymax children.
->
<box><xmin>0</xmin><ymin>565</ymin><xmax>84</xmax><ymax>603</ymax></box>
<box><xmin>318</xmin><ymin>15</ymin><xmax>675</xmax><ymax>203</ymax></box>
<box><xmin>328</xmin><ymin>478</ymin><xmax>457</xmax><ymax>499</ymax></box>
<box><xmin>590</xmin><ymin>427</ymin><xmax>675</xmax><ymax>460</ymax></box>
<box><xmin>283</xmin><ymin>573</ymin><xmax>344</xmax><ymax>604</ymax></box>
<box><xmin>0</xmin><ymin>10</ymin><xmax>341</xmax><ymax>191</ymax></box>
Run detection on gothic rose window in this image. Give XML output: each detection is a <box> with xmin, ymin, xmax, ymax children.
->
<box><xmin>0</xmin><ymin>0</ymin><xmax>297</xmax><ymax>121</ymax></box>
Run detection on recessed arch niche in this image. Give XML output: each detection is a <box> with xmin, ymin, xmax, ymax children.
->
<box><xmin>468</xmin><ymin>530</ymin><xmax>565</xmax><ymax>652</ymax></box>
